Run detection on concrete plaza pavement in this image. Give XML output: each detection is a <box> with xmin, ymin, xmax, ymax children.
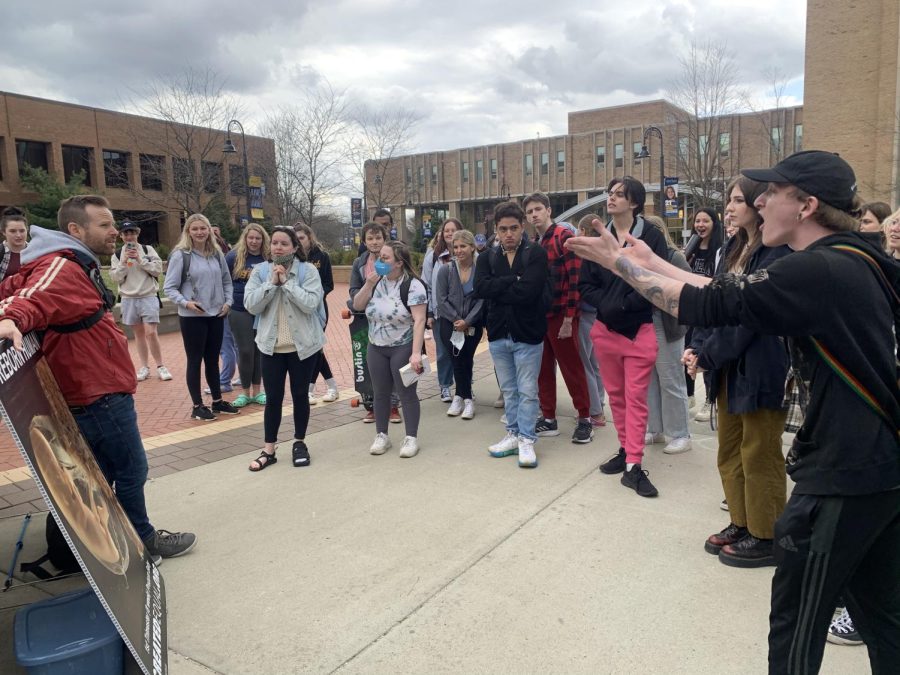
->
<box><xmin>0</xmin><ymin>363</ymin><xmax>868</xmax><ymax>674</ymax></box>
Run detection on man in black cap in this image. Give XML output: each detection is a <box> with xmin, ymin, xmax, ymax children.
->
<box><xmin>566</xmin><ymin>150</ymin><xmax>900</xmax><ymax>674</ymax></box>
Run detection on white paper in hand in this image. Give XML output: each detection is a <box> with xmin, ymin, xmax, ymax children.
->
<box><xmin>399</xmin><ymin>354</ymin><xmax>431</xmax><ymax>387</ymax></box>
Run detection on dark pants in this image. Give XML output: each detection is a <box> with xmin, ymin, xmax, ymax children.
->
<box><xmin>261</xmin><ymin>351</ymin><xmax>318</xmax><ymax>443</ymax></box>
<box><xmin>768</xmin><ymin>490</ymin><xmax>900</xmax><ymax>674</ymax></box>
<box><xmin>72</xmin><ymin>393</ymin><xmax>154</xmax><ymax>541</ymax></box>
<box><xmin>312</xmin><ymin>351</ymin><xmax>334</xmax><ymax>382</ymax></box>
<box><xmin>179</xmin><ymin>316</ymin><xmax>224</xmax><ymax>405</ymax></box>
<box><xmin>438</xmin><ymin>318</ymin><xmax>482</xmax><ymax>399</ymax></box>
<box><xmin>367</xmin><ymin>342</ymin><xmax>420</xmax><ymax>436</ymax></box>
<box><xmin>228</xmin><ymin>310</ymin><xmax>262</xmax><ymax>387</ymax></box>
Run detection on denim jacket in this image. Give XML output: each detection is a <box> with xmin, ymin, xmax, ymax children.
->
<box><xmin>244</xmin><ymin>259</ymin><xmax>326</xmax><ymax>359</ymax></box>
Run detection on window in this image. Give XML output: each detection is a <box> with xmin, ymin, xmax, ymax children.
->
<box><xmin>540</xmin><ymin>152</ymin><xmax>549</xmax><ymax>175</ymax></box>
<box><xmin>173</xmin><ymin>157</ymin><xmax>194</xmax><ymax>193</ymax></box>
<box><xmin>405</xmin><ymin>167</ymin><xmax>412</xmax><ymax>185</ymax></box>
<box><xmin>557</xmin><ymin>150</ymin><xmax>565</xmax><ymax>172</ymax></box>
<box><xmin>201</xmin><ymin>161</ymin><xmax>223</xmax><ymax>194</ymax></box>
<box><xmin>229</xmin><ymin>165</ymin><xmax>245</xmax><ymax>195</ymax></box>
<box><xmin>16</xmin><ymin>140</ymin><xmax>49</xmax><ymax>176</ymax></box>
<box><xmin>524</xmin><ymin>153</ymin><xmax>533</xmax><ymax>176</ymax></box>
<box><xmin>771</xmin><ymin>127</ymin><xmax>783</xmax><ymax>153</ymax></box>
<box><xmin>102</xmin><ymin>150</ymin><xmax>130</xmax><ymax>188</ymax></box>
<box><xmin>140</xmin><ymin>154</ymin><xmax>164</xmax><ymax>191</ymax></box>
<box><xmin>476</xmin><ymin>159</ymin><xmax>483</xmax><ymax>182</ymax></box>
<box><xmin>632</xmin><ymin>142</ymin><xmax>643</xmax><ymax>160</ymax></box>
<box><xmin>431</xmin><ymin>164</ymin><xmax>438</xmax><ymax>185</ymax></box>
<box><xmin>719</xmin><ymin>132</ymin><xmax>731</xmax><ymax>159</ymax></box>
<box><xmin>678</xmin><ymin>137</ymin><xmax>689</xmax><ymax>161</ymax></box>
<box><xmin>596</xmin><ymin>145</ymin><xmax>606</xmax><ymax>167</ymax></box>
<box><xmin>614</xmin><ymin>144</ymin><xmax>623</xmax><ymax>168</ymax></box>
<box><xmin>462</xmin><ymin>161</ymin><xmax>469</xmax><ymax>183</ymax></box>
<box><xmin>490</xmin><ymin>158</ymin><xmax>498</xmax><ymax>180</ymax></box>
<box><xmin>794</xmin><ymin>124</ymin><xmax>803</xmax><ymax>152</ymax></box>
<box><xmin>418</xmin><ymin>166</ymin><xmax>424</xmax><ymax>186</ymax></box>
<box><xmin>61</xmin><ymin>145</ymin><xmax>92</xmax><ymax>186</ymax></box>
<box><xmin>699</xmin><ymin>135</ymin><xmax>709</xmax><ymax>157</ymax></box>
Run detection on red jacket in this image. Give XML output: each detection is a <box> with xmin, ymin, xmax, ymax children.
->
<box><xmin>0</xmin><ymin>250</ymin><xmax>136</xmax><ymax>406</ymax></box>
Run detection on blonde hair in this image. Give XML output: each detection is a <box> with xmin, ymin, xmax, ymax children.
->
<box><xmin>883</xmin><ymin>208</ymin><xmax>900</xmax><ymax>255</ymax></box>
<box><xmin>577</xmin><ymin>213</ymin><xmax>603</xmax><ymax>236</ymax></box>
<box><xmin>451</xmin><ymin>229</ymin><xmax>475</xmax><ymax>248</ymax></box>
<box><xmin>644</xmin><ymin>215</ymin><xmax>677</xmax><ymax>249</ymax></box>
<box><xmin>232</xmin><ymin>223</ymin><xmax>270</xmax><ymax>278</ymax></box>
<box><xmin>176</xmin><ymin>214</ymin><xmax>222</xmax><ymax>257</ymax></box>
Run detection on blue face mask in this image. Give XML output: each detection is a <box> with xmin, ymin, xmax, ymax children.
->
<box><xmin>374</xmin><ymin>260</ymin><xmax>392</xmax><ymax>276</ymax></box>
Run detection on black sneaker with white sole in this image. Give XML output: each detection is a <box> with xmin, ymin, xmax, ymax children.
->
<box><xmin>212</xmin><ymin>399</ymin><xmax>240</xmax><ymax>415</ymax></box>
<box><xmin>572</xmin><ymin>419</ymin><xmax>594</xmax><ymax>444</ymax></box>
<box><xmin>191</xmin><ymin>405</ymin><xmax>216</xmax><ymax>421</ymax></box>
<box><xmin>827</xmin><ymin>607</ymin><xmax>864</xmax><ymax>646</ymax></box>
<box><xmin>534</xmin><ymin>417</ymin><xmax>560</xmax><ymax>437</ymax></box>
<box><xmin>292</xmin><ymin>440</ymin><xmax>311</xmax><ymax>467</ymax></box>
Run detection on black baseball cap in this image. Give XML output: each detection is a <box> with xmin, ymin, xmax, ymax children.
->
<box><xmin>118</xmin><ymin>220</ymin><xmax>140</xmax><ymax>232</ymax></box>
<box><xmin>742</xmin><ymin>150</ymin><xmax>858</xmax><ymax>213</ymax></box>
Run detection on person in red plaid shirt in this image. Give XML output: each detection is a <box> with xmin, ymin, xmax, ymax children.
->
<box><xmin>524</xmin><ymin>193</ymin><xmax>594</xmax><ymax>444</ymax></box>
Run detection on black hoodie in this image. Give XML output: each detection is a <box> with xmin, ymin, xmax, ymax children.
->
<box><xmin>681</xmin><ymin>231</ymin><xmax>900</xmax><ymax>496</ymax></box>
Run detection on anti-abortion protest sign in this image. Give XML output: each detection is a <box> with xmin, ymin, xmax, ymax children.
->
<box><xmin>0</xmin><ymin>333</ymin><xmax>166</xmax><ymax>675</ymax></box>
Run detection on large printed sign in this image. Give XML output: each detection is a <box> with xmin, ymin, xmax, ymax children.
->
<box><xmin>249</xmin><ymin>176</ymin><xmax>265</xmax><ymax>220</ymax></box>
<box><xmin>350</xmin><ymin>198</ymin><xmax>363</xmax><ymax>228</ymax></box>
<box><xmin>664</xmin><ymin>176</ymin><xmax>679</xmax><ymax>218</ymax></box>
<box><xmin>0</xmin><ymin>334</ymin><xmax>167</xmax><ymax>675</ymax></box>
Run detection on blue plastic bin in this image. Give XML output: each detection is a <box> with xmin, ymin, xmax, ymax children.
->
<box><xmin>14</xmin><ymin>587</ymin><xmax>124</xmax><ymax>675</ymax></box>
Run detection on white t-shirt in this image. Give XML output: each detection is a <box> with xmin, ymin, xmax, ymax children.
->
<box><xmin>366</xmin><ymin>275</ymin><xmax>427</xmax><ymax>347</ymax></box>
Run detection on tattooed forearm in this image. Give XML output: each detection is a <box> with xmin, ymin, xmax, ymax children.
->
<box><xmin>614</xmin><ymin>256</ymin><xmax>682</xmax><ymax>317</ymax></box>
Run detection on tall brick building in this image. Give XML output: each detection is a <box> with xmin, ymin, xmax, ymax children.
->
<box><xmin>0</xmin><ymin>92</ymin><xmax>276</xmax><ymax>247</ymax></box>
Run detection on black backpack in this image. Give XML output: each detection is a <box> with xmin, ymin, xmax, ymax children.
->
<box><xmin>20</xmin><ymin>516</ymin><xmax>81</xmax><ymax>580</ymax></box>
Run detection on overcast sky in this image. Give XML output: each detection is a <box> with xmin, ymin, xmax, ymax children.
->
<box><xmin>2</xmin><ymin>0</ymin><xmax>806</xmax><ymax>155</ymax></box>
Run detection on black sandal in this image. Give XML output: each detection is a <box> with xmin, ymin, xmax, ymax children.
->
<box><xmin>292</xmin><ymin>440</ymin><xmax>310</xmax><ymax>467</ymax></box>
<box><xmin>249</xmin><ymin>450</ymin><xmax>277</xmax><ymax>472</ymax></box>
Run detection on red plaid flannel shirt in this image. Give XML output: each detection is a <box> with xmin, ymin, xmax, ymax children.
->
<box><xmin>540</xmin><ymin>223</ymin><xmax>581</xmax><ymax>318</ymax></box>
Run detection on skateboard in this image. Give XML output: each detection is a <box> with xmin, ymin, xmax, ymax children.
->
<box><xmin>342</xmin><ymin>308</ymin><xmax>374</xmax><ymax>410</ymax></box>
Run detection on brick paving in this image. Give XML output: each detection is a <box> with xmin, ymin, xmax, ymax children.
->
<box><xmin>0</xmin><ymin>282</ymin><xmax>486</xmax><ymax>519</ymax></box>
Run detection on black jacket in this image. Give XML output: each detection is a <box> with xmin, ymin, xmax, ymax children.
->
<box><xmin>578</xmin><ymin>216</ymin><xmax>668</xmax><ymax>340</ymax></box>
<box><xmin>306</xmin><ymin>247</ymin><xmax>334</xmax><ymax>296</ymax></box>
<box><xmin>474</xmin><ymin>237</ymin><xmax>548</xmax><ymax>345</ymax></box>
<box><xmin>690</xmin><ymin>238</ymin><xmax>792</xmax><ymax>413</ymax></box>
<box><xmin>681</xmin><ymin>231</ymin><xmax>900</xmax><ymax>496</ymax></box>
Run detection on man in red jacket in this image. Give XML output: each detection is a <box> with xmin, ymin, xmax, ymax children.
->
<box><xmin>0</xmin><ymin>194</ymin><xmax>195</xmax><ymax>564</ymax></box>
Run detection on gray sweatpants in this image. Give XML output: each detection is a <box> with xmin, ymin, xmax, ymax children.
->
<box><xmin>367</xmin><ymin>342</ymin><xmax>420</xmax><ymax>437</ymax></box>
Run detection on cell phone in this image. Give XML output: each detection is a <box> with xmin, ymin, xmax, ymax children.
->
<box><xmin>194</xmin><ymin>304</ymin><xmax>205</xmax><ymax>312</ymax></box>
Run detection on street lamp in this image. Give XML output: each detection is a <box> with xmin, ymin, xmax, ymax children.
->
<box><xmin>223</xmin><ymin>119</ymin><xmax>250</xmax><ymax>224</ymax></box>
<box><xmin>637</xmin><ymin>126</ymin><xmax>665</xmax><ymax>215</ymax></box>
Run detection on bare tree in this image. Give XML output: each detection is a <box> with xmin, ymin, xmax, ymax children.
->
<box><xmin>261</xmin><ymin>83</ymin><xmax>350</xmax><ymax>228</ymax></box>
<box><xmin>747</xmin><ymin>66</ymin><xmax>791</xmax><ymax>163</ymax></box>
<box><xmin>666</xmin><ymin>40</ymin><xmax>746</xmax><ymax>208</ymax></box>
<box><xmin>118</xmin><ymin>67</ymin><xmax>244</xmax><ymax>222</ymax></box>
<box><xmin>347</xmin><ymin>106</ymin><xmax>422</xmax><ymax>210</ymax></box>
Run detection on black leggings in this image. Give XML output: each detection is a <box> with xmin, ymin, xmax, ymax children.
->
<box><xmin>312</xmin><ymin>351</ymin><xmax>334</xmax><ymax>382</ymax></box>
<box><xmin>261</xmin><ymin>350</ymin><xmax>318</xmax><ymax>443</ymax></box>
<box><xmin>438</xmin><ymin>318</ymin><xmax>482</xmax><ymax>399</ymax></box>
<box><xmin>180</xmin><ymin>316</ymin><xmax>224</xmax><ymax>405</ymax></box>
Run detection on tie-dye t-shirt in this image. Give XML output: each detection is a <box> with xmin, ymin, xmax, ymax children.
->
<box><xmin>366</xmin><ymin>275</ymin><xmax>427</xmax><ymax>347</ymax></box>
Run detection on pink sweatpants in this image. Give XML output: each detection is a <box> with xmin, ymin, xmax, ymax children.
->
<box><xmin>591</xmin><ymin>321</ymin><xmax>658</xmax><ymax>464</ymax></box>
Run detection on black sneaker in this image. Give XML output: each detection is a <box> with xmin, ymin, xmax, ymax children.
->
<box><xmin>212</xmin><ymin>400</ymin><xmax>240</xmax><ymax>415</ymax></box>
<box><xmin>704</xmin><ymin>523</ymin><xmax>749</xmax><ymax>555</ymax></box>
<box><xmin>620</xmin><ymin>464</ymin><xmax>658</xmax><ymax>497</ymax></box>
<box><xmin>599</xmin><ymin>447</ymin><xmax>626</xmax><ymax>474</ymax></box>
<box><xmin>718</xmin><ymin>535</ymin><xmax>775</xmax><ymax>568</ymax></box>
<box><xmin>535</xmin><ymin>417</ymin><xmax>560</xmax><ymax>437</ymax></box>
<box><xmin>572</xmin><ymin>419</ymin><xmax>594</xmax><ymax>444</ymax></box>
<box><xmin>827</xmin><ymin>608</ymin><xmax>864</xmax><ymax>646</ymax></box>
<box><xmin>191</xmin><ymin>405</ymin><xmax>216</xmax><ymax>421</ymax></box>
<box><xmin>143</xmin><ymin>529</ymin><xmax>197</xmax><ymax>564</ymax></box>
<box><xmin>292</xmin><ymin>440</ymin><xmax>310</xmax><ymax>467</ymax></box>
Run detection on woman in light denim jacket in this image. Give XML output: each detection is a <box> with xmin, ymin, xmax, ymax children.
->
<box><xmin>244</xmin><ymin>226</ymin><xmax>325</xmax><ymax>472</ymax></box>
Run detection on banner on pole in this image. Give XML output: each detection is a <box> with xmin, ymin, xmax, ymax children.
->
<box><xmin>249</xmin><ymin>176</ymin><xmax>265</xmax><ymax>220</ymax></box>
<box><xmin>664</xmin><ymin>176</ymin><xmax>679</xmax><ymax>218</ymax></box>
<box><xmin>350</xmin><ymin>198</ymin><xmax>363</xmax><ymax>228</ymax></box>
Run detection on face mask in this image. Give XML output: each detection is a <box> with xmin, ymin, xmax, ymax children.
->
<box><xmin>450</xmin><ymin>330</ymin><xmax>466</xmax><ymax>351</ymax></box>
<box><xmin>273</xmin><ymin>254</ymin><xmax>295</xmax><ymax>266</ymax></box>
<box><xmin>374</xmin><ymin>260</ymin><xmax>392</xmax><ymax>276</ymax></box>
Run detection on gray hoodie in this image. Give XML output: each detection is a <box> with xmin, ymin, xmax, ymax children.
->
<box><xmin>21</xmin><ymin>225</ymin><xmax>100</xmax><ymax>266</ymax></box>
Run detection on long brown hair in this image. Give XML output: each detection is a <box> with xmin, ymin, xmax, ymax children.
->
<box><xmin>432</xmin><ymin>218</ymin><xmax>462</xmax><ymax>257</ymax></box>
<box><xmin>383</xmin><ymin>241</ymin><xmax>420</xmax><ymax>281</ymax></box>
<box><xmin>724</xmin><ymin>177</ymin><xmax>766</xmax><ymax>273</ymax></box>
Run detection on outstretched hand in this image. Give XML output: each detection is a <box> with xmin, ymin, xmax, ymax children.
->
<box><xmin>564</xmin><ymin>226</ymin><xmax>621</xmax><ymax>270</ymax></box>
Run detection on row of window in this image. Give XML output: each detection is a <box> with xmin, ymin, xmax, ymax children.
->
<box><xmin>10</xmin><ymin>140</ymin><xmax>247</xmax><ymax>195</ymax></box>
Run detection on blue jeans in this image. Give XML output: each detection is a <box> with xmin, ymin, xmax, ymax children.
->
<box><xmin>220</xmin><ymin>318</ymin><xmax>238</xmax><ymax>387</ymax></box>
<box><xmin>71</xmin><ymin>393</ymin><xmax>154</xmax><ymax>541</ymax></box>
<box><xmin>433</xmin><ymin>318</ymin><xmax>454</xmax><ymax>388</ymax></box>
<box><xmin>489</xmin><ymin>338</ymin><xmax>543</xmax><ymax>441</ymax></box>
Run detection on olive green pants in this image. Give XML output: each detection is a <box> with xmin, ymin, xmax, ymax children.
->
<box><xmin>716</xmin><ymin>387</ymin><xmax>788</xmax><ymax>539</ymax></box>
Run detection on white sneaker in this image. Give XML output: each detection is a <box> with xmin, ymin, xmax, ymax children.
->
<box><xmin>157</xmin><ymin>366</ymin><xmax>172</xmax><ymax>381</ymax></box>
<box><xmin>136</xmin><ymin>366</ymin><xmax>150</xmax><ymax>381</ymax></box>
<box><xmin>322</xmin><ymin>388</ymin><xmax>339</xmax><ymax>402</ymax></box>
<box><xmin>440</xmin><ymin>386</ymin><xmax>453</xmax><ymax>402</ymax></box>
<box><xmin>399</xmin><ymin>436</ymin><xmax>419</xmax><ymax>458</ymax></box>
<box><xmin>309</xmin><ymin>392</ymin><xmax>319</xmax><ymax>405</ymax></box>
<box><xmin>644</xmin><ymin>432</ymin><xmax>665</xmax><ymax>445</ymax></box>
<box><xmin>663</xmin><ymin>437</ymin><xmax>692</xmax><ymax>454</ymax></box>
<box><xmin>500</xmin><ymin>413</ymin><xmax>508</xmax><ymax>425</ymax></box>
<box><xmin>694</xmin><ymin>402</ymin><xmax>711</xmax><ymax>422</ymax></box>
<box><xmin>447</xmin><ymin>396</ymin><xmax>464</xmax><ymax>416</ymax></box>
<box><xmin>489</xmin><ymin>431</ymin><xmax>519</xmax><ymax>457</ymax></box>
<box><xmin>461</xmin><ymin>399</ymin><xmax>475</xmax><ymax>420</ymax></box>
<box><xmin>517</xmin><ymin>436</ymin><xmax>538</xmax><ymax>468</ymax></box>
<box><xmin>493</xmin><ymin>394</ymin><xmax>505</xmax><ymax>408</ymax></box>
<box><xmin>369</xmin><ymin>432</ymin><xmax>392</xmax><ymax>455</ymax></box>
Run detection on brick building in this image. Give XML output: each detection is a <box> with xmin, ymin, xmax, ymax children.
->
<box><xmin>0</xmin><ymin>92</ymin><xmax>277</xmax><ymax>247</ymax></box>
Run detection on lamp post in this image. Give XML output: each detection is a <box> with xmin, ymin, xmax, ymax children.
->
<box><xmin>223</xmin><ymin>120</ymin><xmax>250</xmax><ymax>224</ymax></box>
<box><xmin>637</xmin><ymin>126</ymin><xmax>665</xmax><ymax>216</ymax></box>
